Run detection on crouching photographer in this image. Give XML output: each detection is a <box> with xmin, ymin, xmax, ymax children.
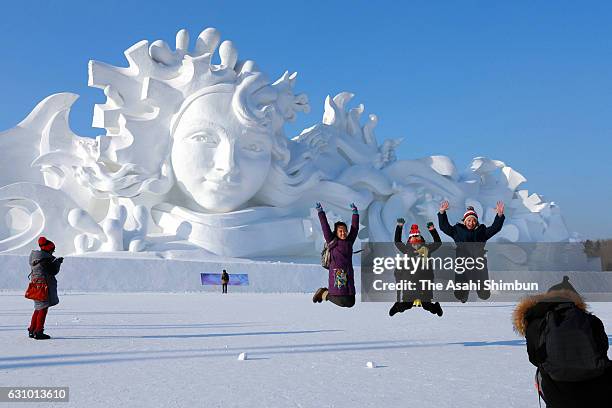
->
<box><xmin>513</xmin><ymin>277</ymin><xmax>612</xmax><ymax>407</ymax></box>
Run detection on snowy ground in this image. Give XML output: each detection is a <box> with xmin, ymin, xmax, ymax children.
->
<box><xmin>1</xmin><ymin>292</ymin><xmax>611</xmax><ymax>408</ymax></box>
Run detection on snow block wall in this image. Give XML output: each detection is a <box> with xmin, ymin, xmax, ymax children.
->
<box><xmin>0</xmin><ymin>254</ymin><xmax>339</xmax><ymax>293</ymax></box>
<box><xmin>3</xmin><ymin>254</ymin><xmax>612</xmax><ymax>298</ymax></box>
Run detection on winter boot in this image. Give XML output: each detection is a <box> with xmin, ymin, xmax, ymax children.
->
<box><xmin>389</xmin><ymin>302</ymin><xmax>404</xmax><ymax>316</ymax></box>
<box><xmin>28</xmin><ymin>329</ymin><xmax>34</xmax><ymax>338</ymax></box>
<box><xmin>425</xmin><ymin>302</ymin><xmax>443</xmax><ymax>317</ymax></box>
<box><xmin>33</xmin><ymin>331</ymin><xmax>51</xmax><ymax>340</ymax></box>
<box><xmin>477</xmin><ymin>289</ymin><xmax>491</xmax><ymax>300</ymax></box>
<box><xmin>312</xmin><ymin>288</ymin><xmax>328</xmax><ymax>303</ymax></box>
<box><xmin>433</xmin><ymin>302</ymin><xmax>443</xmax><ymax>316</ymax></box>
<box><xmin>454</xmin><ymin>290</ymin><xmax>469</xmax><ymax>303</ymax></box>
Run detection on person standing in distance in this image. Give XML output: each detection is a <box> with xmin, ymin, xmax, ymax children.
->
<box><xmin>221</xmin><ymin>269</ymin><xmax>229</xmax><ymax>294</ymax></box>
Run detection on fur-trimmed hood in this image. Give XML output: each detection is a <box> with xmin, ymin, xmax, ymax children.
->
<box><xmin>512</xmin><ymin>289</ymin><xmax>587</xmax><ymax>336</ymax></box>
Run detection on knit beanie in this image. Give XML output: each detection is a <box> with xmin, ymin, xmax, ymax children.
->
<box><xmin>462</xmin><ymin>206</ymin><xmax>479</xmax><ymax>223</ymax></box>
<box><xmin>547</xmin><ymin>276</ymin><xmax>578</xmax><ymax>294</ymax></box>
<box><xmin>408</xmin><ymin>224</ymin><xmax>421</xmax><ymax>238</ymax></box>
<box><xmin>38</xmin><ymin>236</ymin><xmax>55</xmax><ymax>252</ymax></box>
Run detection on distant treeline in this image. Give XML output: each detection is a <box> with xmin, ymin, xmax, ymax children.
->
<box><xmin>583</xmin><ymin>240</ymin><xmax>612</xmax><ymax>271</ymax></box>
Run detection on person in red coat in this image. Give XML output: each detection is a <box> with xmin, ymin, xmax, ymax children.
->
<box><xmin>28</xmin><ymin>237</ymin><xmax>63</xmax><ymax>340</ymax></box>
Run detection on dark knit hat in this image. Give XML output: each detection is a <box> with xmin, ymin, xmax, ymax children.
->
<box><xmin>463</xmin><ymin>206</ymin><xmax>478</xmax><ymax>222</ymax></box>
<box><xmin>548</xmin><ymin>276</ymin><xmax>578</xmax><ymax>294</ymax></box>
<box><xmin>38</xmin><ymin>236</ymin><xmax>55</xmax><ymax>252</ymax></box>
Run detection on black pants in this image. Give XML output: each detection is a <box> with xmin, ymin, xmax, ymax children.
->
<box><xmin>222</xmin><ymin>283</ymin><xmax>228</xmax><ymax>294</ymax></box>
<box><xmin>395</xmin><ymin>269</ymin><xmax>434</xmax><ymax>303</ymax></box>
<box><xmin>327</xmin><ymin>295</ymin><xmax>355</xmax><ymax>308</ymax></box>
<box><xmin>454</xmin><ymin>267</ymin><xmax>490</xmax><ymax>302</ymax></box>
<box><xmin>421</xmin><ymin>301</ymin><xmax>439</xmax><ymax>312</ymax></box>
<box><xmin>538</xmin><ymin>367</ymin><xmax>612</xmax><ymax>408</ymax></box>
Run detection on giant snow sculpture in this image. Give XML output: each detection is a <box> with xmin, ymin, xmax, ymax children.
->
<box><xmin>0</xmin><ymin>28</ymin><xmax>570</xmax><ymax>257</ymax></box>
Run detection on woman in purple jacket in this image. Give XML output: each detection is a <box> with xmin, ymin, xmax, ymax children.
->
<box><xmin>312</xmin><ymin>202</ymin><xmax>359</xmax><ymax>308</ymax></box>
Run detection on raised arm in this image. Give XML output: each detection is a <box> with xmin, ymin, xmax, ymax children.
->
<box><xmin>347</xmin><ymin>203</ymin><xmax>360</xmax><ymax>243</ymax></box>
<box><xmin>316</xmin><ymin>203</ymin><xmax>334</xmax><ymax>243</ymax></box>
<box><xmin>437</xmin><ymin>200</ymin><xmax>456</xmax><ymax>239</ymax></box>
<box><xmin>394</xmin><ymin>219</ymin><xmax>410</xmax><ymax>254</ymax></box>
<box><xmin>437</xmin><ymin>212</ymin><xmax>456</xmax><ymax>239</ymax></box>
<box><xmin>485</xmin><ymin>201</ymin><xmax>505</xmax><ymax>240</ymax></box>
<box><xmin>485</xmin><ymin>215</ymin><xmax>505</xmax><ymax>240</ymax></box>
<box><xmin>426</xmin><ymin>223</ymin><xmax>442</xmax><ymax>253</ymax></box>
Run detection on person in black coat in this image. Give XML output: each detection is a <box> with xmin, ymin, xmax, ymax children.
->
<box><xmin>221</xmin><ymin>269</ymin><xmax>229</xmax><ymax>294</ymax></box>
<box><xmin>389</xmin><ymin>219</ymin><xmax>443</xmax><ymax>317</ymax></box>
<box><xmin>513</xmin><ymin>280</ymin><xmax>612</xmax><ymax>407</ymax></box>
<box><xmin>437</xmin><ymin>200</ymin><xmax>505</xmax><ymax>302</ymax></box>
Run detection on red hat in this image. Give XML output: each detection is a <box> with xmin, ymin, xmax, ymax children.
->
<box><xmin>462</xmin><ymin>206</ymin><xmax>478</xmax><ymax>223</ymax></box>
<box><xmin>408</xmin><ymin>224</ymin><xmax>424</xmax><ymax>243</ymax></box>
<box><xmin>38</xmin><ymin>236</ymin><xmax>55</xmax><ymax>252</ymax></box>
<box><xmin>408</xmin><ymin>224</ymin><xmax>421</xmax><ymax>238</ymax></box>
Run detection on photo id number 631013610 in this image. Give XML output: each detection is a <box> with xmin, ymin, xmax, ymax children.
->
<box><xmin>0</xmin><ymin>387</ymin><xmax>69</xmax><ymax>402</ymax></box>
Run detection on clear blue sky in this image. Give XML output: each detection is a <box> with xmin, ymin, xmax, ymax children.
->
<box><xmin>1</xmin><ymin>1</ymin><xmax>611</xmax><ymax>238</ymax></box>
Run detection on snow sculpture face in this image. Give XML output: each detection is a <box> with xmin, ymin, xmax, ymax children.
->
<box><xmin>171</xmin><ymin>92</ymin><xmax>273</xmax><ymax>212</ymax></box>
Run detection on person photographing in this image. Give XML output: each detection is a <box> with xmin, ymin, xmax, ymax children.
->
<box><xmin>26</xmin><ymin>237</ymin><xmax>63</xmax><ymax>340</ymax></box>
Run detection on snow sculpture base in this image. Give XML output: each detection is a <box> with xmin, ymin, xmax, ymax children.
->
<box><xmin>0</xmin><ymin>253</ymin><xmax>331</xmax><ymax>293</ymax></box>
<box><xmin>2</xmin><ymin>254</ymin><xmax>611</xmax><ymax>297</ymax></box>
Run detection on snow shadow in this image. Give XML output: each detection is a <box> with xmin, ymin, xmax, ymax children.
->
<box><xmin>451</xmin><ymin>340</ymin><xmax>525</xmax><ymax>347</ymax></box>
<box><xmin>51</xmin><ymin>329</ymin><xmax>341</xmax><ymax>340</ymax></box>
<box><xmin>0</xmin><ymin>310</ymin><xmax>178</xmax><ymax>316</ymax></box>
<box><xmin>0</xmin><ymin>322</ymin><xmax>263</xmax><ymax>332</ymax></box>
<box><xmin>0</xmin><ymin>337</ymin><xmax>526</xmax><ymax>370</ymax></box>
<box><xmin>442</xmin><ymin>304</ymin><xmax>514</xmax><ymax>308</ymax></box>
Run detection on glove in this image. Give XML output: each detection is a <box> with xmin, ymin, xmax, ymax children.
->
<box><xmin>57</xmin><ymin>257</ymin><xmax>64</xmax><ymax>263</ymax></box>
<box><xmin>397</xmin><ymin>217</ymin><xmax>406</xmax><ymax>225</ymax></box>
<box><xmin>426</xmin><ymin>222</ymin><xmax>435</xmax><ymax>230</ymax></box>
<box><xmin>315</xmin><ymin>202</ymin><xmax>323</xmax><ymax>212</ymax></box>
<box><xmin>350</xmin><ymin>203</ymin><xmax>358</xmax><ymax>214</ymax></box>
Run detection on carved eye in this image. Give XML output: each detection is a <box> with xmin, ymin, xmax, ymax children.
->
<box><xmin>242</xmin><ymin>143</ymin><xmax>263</xmax><ymax>153</ymax></box>
<box><xmin>189</xmin><ymin>132</ymin><xmax>219</xmax><ymax>145</ymax></box>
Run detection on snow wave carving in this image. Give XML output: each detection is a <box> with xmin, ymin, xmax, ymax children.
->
<box><xmin>0</xmin><ymin>27</ymin><xmax>570</xmax><ymax>256</ymax></box>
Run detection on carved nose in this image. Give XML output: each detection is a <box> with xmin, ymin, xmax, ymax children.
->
<box><xmin>215</xmin><ymin>141</ymin><xmax>236</xmax><ymax>172</ymax></box>
<box><xmin>213</xmin><ymin>139</ymin><xmax>237</xmax><ymax>176</ymax></box>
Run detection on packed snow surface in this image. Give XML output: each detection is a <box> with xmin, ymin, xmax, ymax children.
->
<box><xmin>1</xmin><ymin>292</ymin><xmax>611</xmax><ymax>408</ymax></box>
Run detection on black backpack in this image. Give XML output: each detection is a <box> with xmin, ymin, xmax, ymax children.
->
<box><xmin>538</xmin><ymin>303</ymin><xmax>608</xmax><ymax>382</ymax></box>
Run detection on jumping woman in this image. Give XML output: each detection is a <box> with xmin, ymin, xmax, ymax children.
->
<box><xmin>312</xmin><ymin>202</ymin><xmax>359</xmax><ymax>308</ymax></box>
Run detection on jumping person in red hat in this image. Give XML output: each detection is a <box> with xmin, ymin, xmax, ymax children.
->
<box><xmin>27</xmin><ymin>237</ymin><xmax>63</xmax><ymax>340</ymax></box>
<box><xmin>390</xmin><ymin>219</ymin><xmax>443</xmax><ymax>317</ymax></box>
<box><xmin>438</xmin><ymin>200</ymin><xmax>505</xmax><ymax>302</ymax></box>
